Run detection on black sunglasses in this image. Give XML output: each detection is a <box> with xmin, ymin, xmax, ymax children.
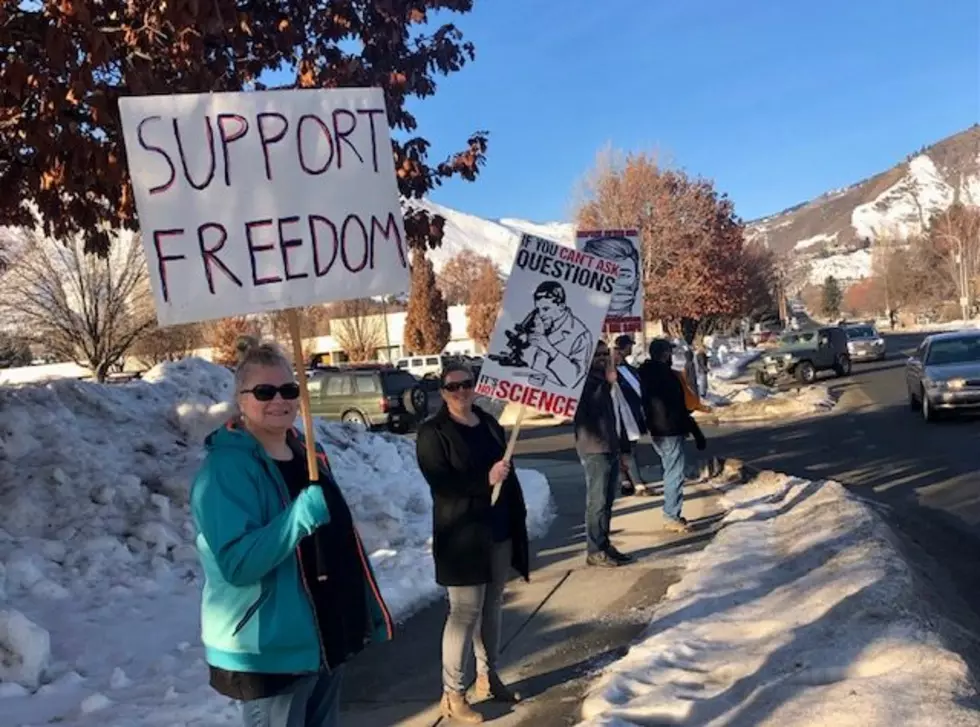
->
<box><xmin>240</xmin><ymin>383</ymin><xmax>301</xmax><ymax>401</ymax></box>
<box><xmin>442</xmin><ymin>379</ymin><xmax>475</xmax><ymax>393</ymax></box>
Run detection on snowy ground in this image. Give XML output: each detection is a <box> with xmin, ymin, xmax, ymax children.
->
<box><xmin>0</xmin><ymin>359</ymin><xmax>555</xmax><ymax>726</ymax></box>
<box><xmin>578</xmin><ymin>470</ymin><xmax>978</xmax><ymax>726</ymax></box>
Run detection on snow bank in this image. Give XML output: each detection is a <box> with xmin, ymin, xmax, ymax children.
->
<box><xmin>702</xmin><ymin>382</ymin><xmax>835</xmax><ymax>423</ymax></box>
<box><xmin>0</xmin><ymin>358</ymin><xmax>555</xmax><ymax>725</ymax></box>
<box><xmin>578</xmin><ymin>471</ymin><xmax>977</xmax><ymax>726</ymax></box>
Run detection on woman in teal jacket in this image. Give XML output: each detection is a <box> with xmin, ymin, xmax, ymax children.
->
<box><xmin>191</xmin><ymin>340</ymin><xmax>393</xmax><ymax>727</ymax></box>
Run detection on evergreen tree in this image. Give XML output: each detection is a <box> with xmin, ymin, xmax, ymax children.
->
<box><xmin>821</xmin><ymin>276</ymin><xmax>843</xmax><ymax>319</ymax></box>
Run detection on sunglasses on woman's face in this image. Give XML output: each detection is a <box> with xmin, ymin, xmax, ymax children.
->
<box><xmin>442</xmin><ymin>379</ymin><xmax>475</xmax><ymax>393</ymax></box>
<box><xmin>240</xmin><ymin>383</ymin><xmax>301</xmax><ymax>401</ymax></box>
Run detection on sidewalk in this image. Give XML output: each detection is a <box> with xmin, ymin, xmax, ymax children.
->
<box><xmin>340</xmin><ymin>454</ymin><xmax>727</xmax><ymax>726</ymax></box>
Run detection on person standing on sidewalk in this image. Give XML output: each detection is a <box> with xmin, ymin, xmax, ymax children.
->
<box><xmin>191</xmin><ymin>340</ymin><xmax>394</xmax><ymax>727</ymax></box>
<box><xmin>416</xmin><ymin>363</ymin><xmax>529</xmax><ymax>724</ymax></box>
<box><xmin>574</xmin><ymin>341</ymin><xmax>634</xmax><ymax>567</ymax></box>
<box><xmin>638</xmin><ymin>338</ymin><xmax>708</xmax><ymax>533</ymax></box>
<box><xmin>612</xmin><ymin>334</ymin><xmax>649</xmax><ymax>496</ymax></box>
<box><xmin>694</xmin><ymin>345</ymin><xmax>710</xmax><ymax>398</ymax></box>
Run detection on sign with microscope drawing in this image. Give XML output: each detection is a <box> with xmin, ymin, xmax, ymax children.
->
<box><xmin>575</xmin><ymin>229</ymin><xmax>643</xmax><ymax>332</ymax></box>
<box><xmin>476</xmin><ymin>234</ymin><xmax>619</xmax><ymax>418</ymax></box>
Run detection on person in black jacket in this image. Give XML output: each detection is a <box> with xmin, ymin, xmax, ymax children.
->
<box><xmin>416</xmin><ymin>363</ymin><xmax>529</xmax><ymax>724</ymax></box>
<box><xmin>573</xmin><ymin>342</ymin><xmax>634</xmax><ymax>567</ymax></box>
<box><xmin>638</xmin><ymin>338</ymin><xmax>707</xmax><ymax>533</ymax></box>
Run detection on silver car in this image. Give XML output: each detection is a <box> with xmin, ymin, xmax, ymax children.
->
<box><xmin>906</xmin><ymin>330</ymin><xmax>980</xmax><ymax>421</ymax></box>
<box><xmin>844</xmin><ymin>324</ymin><xmax>886</xmax><ymax>362</ymax></box>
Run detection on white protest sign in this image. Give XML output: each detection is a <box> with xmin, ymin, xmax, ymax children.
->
<box><xmin>476</xmin><ymin>234</ymin><xmax>619</xmax><ymax>419</ymax></box>
<box><xmin>575</xmin><ymin>229</ymin><xmax>642</xmax><ymax>332</ymax></box>
<box><xmin>118</xmin><ymin>88</ymin><xmax>408</xmax><ymax>326</ymax></box>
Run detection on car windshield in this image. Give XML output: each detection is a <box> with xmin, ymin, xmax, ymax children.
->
<box><xmin>925</xmin><ymin>338</ymin><xmax>980</xmax><ymax>366</ymax></box>
<box><xmin>383</xmin><ymin>371</ymin><xmax>419</xmax><ymax>393</ymax></box>
<box><xmin>780</xmin><ymin>331</ymin><xmax>816</xmax><ymax>346</ymax></box>
<box><xmin>846</xmin><ymin>326</ymin><xmax>875</xmax><ymax>339</ymax></box>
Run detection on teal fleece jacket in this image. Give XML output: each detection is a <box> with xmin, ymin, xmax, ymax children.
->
<box><xmin>190</xmin><ymin>423</ymin><xmax>393</xmax><ymax>674</ymax></box>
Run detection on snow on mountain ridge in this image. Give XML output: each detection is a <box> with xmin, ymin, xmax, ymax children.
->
<box><xmin>411</xmin><ymin>199</ymin><xmax>571</xmax><ymax>275</ymax></box>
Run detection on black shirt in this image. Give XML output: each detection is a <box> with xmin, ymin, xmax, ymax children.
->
<box><xmin>457</xmin><ymin>418</ymin><xmax>510</xmax><ymax>542</ymax></box>
<box><xmin>209</xmin><ymin>455</ymin><xmax>309</xmax><ymax>701</ymax></box>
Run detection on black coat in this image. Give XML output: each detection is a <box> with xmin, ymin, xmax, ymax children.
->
<box><xmin>573</xmin><ymin>371</ymin><xmax>619</xmax><ymax>455</ymax></box>
<box><xmin>638</xmin><ymin>360</ymin><xmax>698</xmax><ymax>438</ymax></box>
<box><xmin>415</xmin><ymin>406</ymin><xmax>530</xmax><ymax>587</ymax></box>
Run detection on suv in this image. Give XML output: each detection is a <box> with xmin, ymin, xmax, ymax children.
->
<box><xmin>756</xmin><ymin>326</ymin><xmax>851</xmax><ymax>386</ymax></box>
<box><xmin>844</xmin><ymin>323</ymin><xmax>886</xmax><ymax>362</ymax></box>
<box><xmin>395</xmin><ymin>355</ymin><xmax>449</xmax><ymax>379</ymax></box>
<box><xmin>307</xmin><ymin>368</ymin><xmax>429</xmax><ymax>433</ymax></box>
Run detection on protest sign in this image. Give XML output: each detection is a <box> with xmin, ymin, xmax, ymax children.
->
<box><xmin>477</xmin><ymin>233</ymin><xmax>619</xmax><ymax>420</ymax></box>
<box><xmin>576</xmin><ymin>229</ymin><xmax>642</xmax><ymax>333</ymax></box>
<box><xmin>118</xmin><ymin>88</ymin><xmax>408</xmax><ymax>327</ymax></box>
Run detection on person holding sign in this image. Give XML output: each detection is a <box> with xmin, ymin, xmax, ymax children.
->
<box><xmin>190</xmin><ymin>341</ymin><xmax>394</xmax><ymax>727</ymax></box>
<box><xmin>573</xmin><ymin>341</ymin><xmax>635</xmax><ymax>567</ymax></box>
<box><xmin>416</xmin><ymin>363</ymin><xmax>530</xmax><ymax>724</ymax></box>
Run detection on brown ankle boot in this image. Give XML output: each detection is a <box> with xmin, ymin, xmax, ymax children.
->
<box><xmin>474</xmin><ymin>672</ymin><xmax>522</xmax><ymax>703</ymax></box>
<box><xmin>440</xmin><ymin>690</ymin><xmax>484</xmax><ymax>723</ymax></box>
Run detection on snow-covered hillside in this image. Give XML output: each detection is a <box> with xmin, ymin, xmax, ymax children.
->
<box><xmin>411</xmin><ymin>199</ymin><xmax>572</xmax><ymax>275</ymax></box>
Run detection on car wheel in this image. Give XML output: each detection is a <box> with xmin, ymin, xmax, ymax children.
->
<box><xmin>834</xmin><ymin>355</ymin><xmax>852</xmax><ymax>377</ymax></box>
<box><xmin>921</xmin><ymin>388</ymin><xmax>936</xmax><ymax>422</ymax></box>
<box><xmin>403</xmin><ymin>385</ymin><xmax>429</xmax><ymax>416</ymax></box>
<box><xmin>341</xmin><ymin>410</ymin><xmax>369</xmax><ymax>430</ymax></box>
<box><xmin>795</xmin><ymin>361</ymin><xmax>816</xmax><ymax>385</ymax></box>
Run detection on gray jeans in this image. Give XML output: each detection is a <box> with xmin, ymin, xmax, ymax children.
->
<box><xmin>442</xmin><ymin>539</ymin><xmax>512</xmax><ymax>693</ymax></box>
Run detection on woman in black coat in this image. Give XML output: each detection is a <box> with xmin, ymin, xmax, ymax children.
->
<box><xmin>416</xmin><ymin>363</ymin><xmax>530</xmax><ymax>724</ymax></box>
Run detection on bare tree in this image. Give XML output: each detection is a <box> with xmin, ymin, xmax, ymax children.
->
<box><xmin>263</xmin><ymin>307</ymin><xmax>331</xmax><ymax>342</ymax></box>
<box><xmin>0</xmin><ymin>230</ymin><xmax>154</xmax><ymax>380</ymax></box>
<box><xmin>332</xmin><ymin>299</ymin><xmax>385</xmax><ymax>362</ymax></box>
<box><xmin>130</xmin><ymin>323</ymin><xmax>204</xmax><ymax>368</ymax></box>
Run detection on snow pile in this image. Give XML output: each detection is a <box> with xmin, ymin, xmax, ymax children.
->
<box><xmin>0</xmin><ymin>358</ymin><xmax>555</xmax><ymax>725</ymax></box>
<box><xmin>702</xmin><ymin>382</ymin><xmax>835</xmax><ymax>423</ymax></box>
<box><xmin>579</xmin><ymin>471</ymin><xmax>978</xmax><ymax>726</ymax></box>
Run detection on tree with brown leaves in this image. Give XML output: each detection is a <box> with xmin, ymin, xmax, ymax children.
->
<box><xmin>404</xmin><ymin>251</ymin><xmax>451</xmax><ymax>354</ymax></box>
<box><xmin>0</xmin><ymin>230</ymin><xmax>155</xmax><ymax>380</ymax></box>
<box><xmin>0</xmin><ymin>1</ymin><xmax>487</xmax><ymax>254</ymax></box>
<box><xmin>466</xmin><ymin>263</ymin><xmax>503</xmax><ymax>349</ymax></box>
<box><xmin>207</xmin><ymin>317</ymin><xmax>259</xmax><ymax>368</ymax></box>
<box><xmin>438</xmin><ymin>249</ymin><xmax>496</xmax><ymax>305</ymax></box>
<box><xmin>576</xmin><ymin>150</ymin><xmax>749</xmax><ymax>341</ymax></box>
<box><xmin>331</xmin><ymin>299</ymin><xmax>385</xmax><ymax>362</ymax></box>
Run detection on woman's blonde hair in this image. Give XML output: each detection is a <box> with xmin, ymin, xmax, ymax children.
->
<box><xmin>233</xmin><ymin>335</ymin><xmax>294</xmax><ymax>393</ymax></box>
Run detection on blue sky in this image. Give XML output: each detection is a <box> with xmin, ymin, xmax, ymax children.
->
<box><xmin>406</xmin><ymin>0</ymin><xmax>979</xmax><ymax>224</ymax></box>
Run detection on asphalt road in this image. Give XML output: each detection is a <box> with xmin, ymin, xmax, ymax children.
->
<box><xmin>512</xmin><ymin>330</ymin><xmax>980</xmax><ymax>660</ymax></box>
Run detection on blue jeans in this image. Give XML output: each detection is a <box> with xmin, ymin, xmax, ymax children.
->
<box><xmin>581</xmin><ymin>453</ymin><xmax>618</xmax><ymax>555</ymax></box>
<box><xmin>242</xmin><ymin>668</ymin><xmax>344</xmax><ymax>727</ymax></box>
<box><xmin>652</xmin><ymin>436</ymin><xmax>686</xmax><ymax>522</ymax></box>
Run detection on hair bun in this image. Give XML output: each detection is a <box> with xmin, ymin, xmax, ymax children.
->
<box><xmin>234</xmin><ymin>335</ymin><xmax>260</xmax><ymax>365</ymax></box>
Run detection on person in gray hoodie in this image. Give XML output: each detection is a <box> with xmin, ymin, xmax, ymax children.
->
<box><xmin>573</xmin><ymin>341</ymin><xmax>634</xmax><ymax>568</ymax></box>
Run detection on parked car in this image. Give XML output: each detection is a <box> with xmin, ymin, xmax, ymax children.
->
<box><xmin>844</xmin><ymin>324</ymin><xmax>886</xmax><ymax>362</ymax></box>
<box><xmin>307</xmin><ymin>368</ymin><xmax>429</xmax><ymax>433</ymax></box>
<box><xmin>395</xmin><ymin>354</ymin><xmax>450</xmax><ymax>379</ymax></box>
<box><xmin>906</xmin><ymin>330</ymin><xmax>980</xmax><ymax>422</ymax></box>
<box><xmin>756</xmin><ymin>326</ymin><xmax>851</xmax><ymax>386</ymax></box>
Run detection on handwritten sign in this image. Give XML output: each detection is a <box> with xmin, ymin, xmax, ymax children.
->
<box><xmin>118</xmin><ymin>88</ymin><xmax>408</xmax><ymax>326</ymax></box>
<box><xmin>576</xmin><ymin>229</ymin><xmax>642</xmax><ymax>332</ymax></box>
<box><xmin>476</xmin><ymin>234</ymin><xmax>618</xmax><ymax>418</ymax></box>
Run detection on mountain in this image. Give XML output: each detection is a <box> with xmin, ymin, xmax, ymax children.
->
<box><xmin>412</xmin><ymin>199</ymin><xmax>573</xmax><ymax>275</ymax></box>
<box><xmin>747</xmin><ymin>125</ymin><xmax>980</xmax><ymax>285</ymax></box>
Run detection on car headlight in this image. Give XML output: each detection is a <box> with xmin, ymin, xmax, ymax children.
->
<box><xmin>947</xmin><ymin>378</ymin><xmax>966</xmax><ymax>390</ymax></box>
<box><xmin>873</xmin><ymin>338</ymin><xmax>884</xmax><ymax>346</ymax></box>
<box><xmin>847</xmin><ymin>342</ymin><xmax>856</xmax><ymax>351</ymax></box>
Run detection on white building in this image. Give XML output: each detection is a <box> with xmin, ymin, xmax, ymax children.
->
<box><xmin>306</xmin><ymin>304</ymin><xmax>483</xmax><ymax>364</ymax></box>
